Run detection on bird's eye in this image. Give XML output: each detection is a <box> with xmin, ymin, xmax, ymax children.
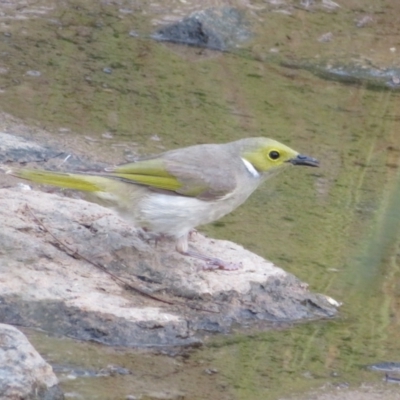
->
<box><xmin>269</xmin><ymin>150</ymin><xmax>280</xmax><ymax>160</ymax></box>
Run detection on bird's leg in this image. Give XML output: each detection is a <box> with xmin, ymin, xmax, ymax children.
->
<box><xmin>188</xmin><ymin>229</ymin><xmax>198</xmax><ymax>241</ymax></box>
<box><xmin>175</xmin><ymin>235</ymin><xmax>242</xmax><ymax>271</ymax></box>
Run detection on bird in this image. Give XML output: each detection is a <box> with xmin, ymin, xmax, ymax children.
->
<box><xmin>9</xmin><ymin>137</ymin><xmax>319</xmax><ymax>270</ymax></box>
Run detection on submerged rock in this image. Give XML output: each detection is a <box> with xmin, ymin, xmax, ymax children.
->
<box><xmin>0</xmin><ymin>132</ymin><xmax>338</xmax><ymax>348</ymax></box>
<box><xmin>0</xmin><ymin>323</ymin><xmax>63</xmax><ymax>400</ymax></box>
<box><xmin>282</xmin><ymin>60</ymin><xmax>400</xmax><ymax>90</ymax></box>
<box><xmin>53</xmin><ymin>363</ymin><xmax>131</xmax><ymax>379</ymax></box>
<box><xmin>367</xmin><ymin>362</ymin><xmax>400</xmax><ymax>372</ymax></box>
<box><xmin>152</xmin><ymin>7</ymin><xmax>252</xmax><ymax>51</ymax></box>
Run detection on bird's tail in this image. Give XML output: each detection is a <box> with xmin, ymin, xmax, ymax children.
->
<box><xmin>8</xmin><ymin>168</ymin><xmax>103</xmax><ymax>192</ymax></box>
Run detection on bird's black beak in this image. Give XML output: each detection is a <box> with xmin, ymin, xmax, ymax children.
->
<box><xmin>289</xmin><ymin>154</ymin><xmax>319</xmax><ymax>167</ymax></box>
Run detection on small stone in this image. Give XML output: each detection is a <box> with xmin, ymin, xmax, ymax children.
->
<box><xmin>119</xmin><ymin>8</ymin><xmax>133</xmax><ymax>14</ymax></box>
<box><xmin>333</xmin><ymin>381</ymin><xmax>350</xmax><ymax>389</ymax></box>
<box><xmin>100</xmin><ymin>364</ymin><xmax>131</xmax><ymax>376</ymax></box>
<box><xmin>26</xmin><ymin>70</ymin><xmax>41</xmax><ymax>77</ymax></box>
<box><xmin>322</xmin><ymin>0</ymin><xmax>341</xmax><ymax>10</ymax></box>
<box><xmin>391</xmin><ymin>76</ymin><xmax>400</xmax><ymax>85</ymax></box>
<box><xmin>300</xmin><ymin>0</ymin><xmax>314</xmax><ymax>8</ymax></box>
<box><xmin>84</xmin><ymin>136</ymin><xmax>98</xmax><ymax>142</ymax></box>
<box><xmin>204</xmin><ymin>368</ymin><xmax>218</xmax><ymax>375</ymax></box>
<box><xmin>58</xmin><ymin>127</ymin><xmax>71</xmax><ymax>133</ymax></box>
<box><xmin>17</xmin><ymin>183</ymin><xmax>31</xmax><ymax>191</ymax></box>
<box><xmin>355</xmin><ymin>15</ymin><xmax>373</xmax><ymax>28</ymax></box>
<box><xmin>318</xmin><ymin>32</ymin><xmax>333</xmax><ymax>43</ymax></box>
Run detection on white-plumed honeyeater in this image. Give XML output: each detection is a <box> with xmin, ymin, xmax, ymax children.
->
<box><xmin>10</xmin><ymin>137</ymin><xmax>319</xmax><ymax>270</ymax></box>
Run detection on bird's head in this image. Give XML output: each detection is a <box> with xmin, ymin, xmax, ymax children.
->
<box><xmin>237</xmin><ymin>137</ymin><xmax>319</xmax><ymax>176</ymax></box>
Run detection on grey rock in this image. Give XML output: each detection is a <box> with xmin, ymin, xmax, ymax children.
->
<box><xmin>0</xmin><ymin>323</ymin><xmax>63</xmax><ymax>400</ymax></box>
<box><xmin>0</xmin><ymin>131</ymin><xmax>108</xmax><ymax>171</ymax></box>
<box><xmin>152</xmin><ymin>7</ymin><xmax>251</xmax><ymax>51</ymax></box>
<box><xmin>0</xmin><ymin>131</ymin><xmax>61</xmax><ymax>163</ymax></box>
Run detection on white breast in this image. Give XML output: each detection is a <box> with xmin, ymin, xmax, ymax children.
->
<box><xmin>136</xmin><ymin>184</ymin><xmax>257</xmax><ymax>239</ymax></box>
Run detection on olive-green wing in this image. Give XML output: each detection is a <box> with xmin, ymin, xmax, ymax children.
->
<box><xmin>110</xmin><ymin>158</ymin><xmax>184</xmax><ymax>192</ymax></box>
<box><xmin>109</xmin><ymin>144</ymin><xmax>238</xmax><ymax>200</ymax></box>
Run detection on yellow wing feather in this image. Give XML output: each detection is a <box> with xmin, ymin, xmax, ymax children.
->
<box><xmin>11</xmin><ymin>169</ymin><xmax>104</xmax><ymax>192</ymax></box>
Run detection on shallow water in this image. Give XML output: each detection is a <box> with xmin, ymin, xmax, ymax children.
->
<box><xmin>3</xmin><ymin>0</ymin><xmax>400</xmax><ymax>399</ymax></box>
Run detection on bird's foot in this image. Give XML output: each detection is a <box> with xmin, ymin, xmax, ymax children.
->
<box><xmin>202</xmin><ymin>258</ymin><xmax>242</xmax><ymax>271</ymax></box>
<box><xmin>137</xmin><ymin>228</ymin><xmax>165</xmax><ymax>246</ymax></box>
<box><xmin>182</xmin><ymin>249</ymin><xmax>242</xmax><ymax>271</ymax></box>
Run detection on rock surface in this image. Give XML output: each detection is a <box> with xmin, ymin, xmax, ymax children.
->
<box><xmin>0</xmin><ymin>323</ymin><xmax>63</xmax><ymax>400</ymax></box>
<box><xmin>0</xmin><ymin>132</ymin><xmax>339</xmax><ymax>348</ymax></box>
